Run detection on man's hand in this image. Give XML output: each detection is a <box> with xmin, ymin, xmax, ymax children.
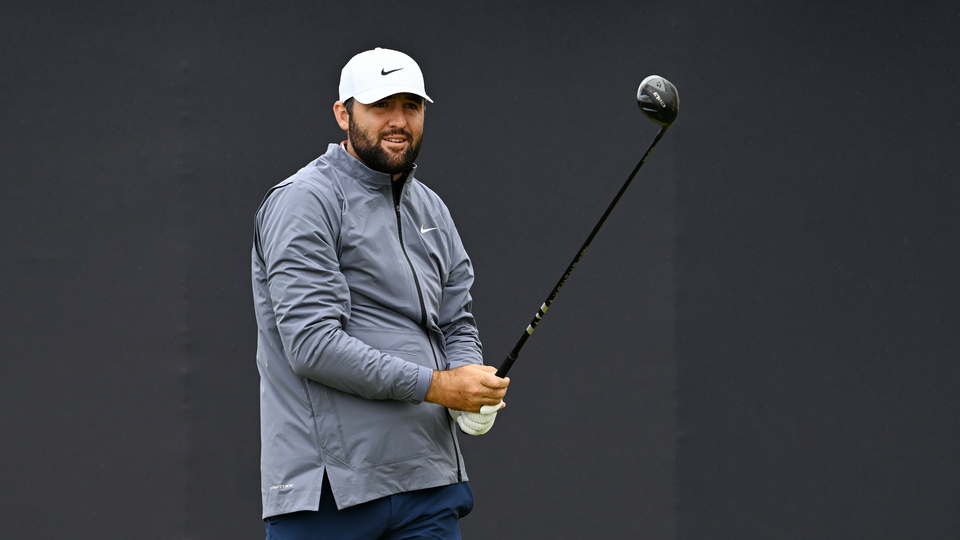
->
<box><xmin>448</xmin><ymin>402</ymin><xmax>504</xmax><ymax>436</ymax></box>
<box><xmin>425</xmin><ymin>364</ymin><xmax>509</xmax><ymax>412</ymax></box>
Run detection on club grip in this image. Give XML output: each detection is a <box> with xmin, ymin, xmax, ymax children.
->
<box><xmin>495</xmin><ymin>352</ymin><xmax>517</xmax><ymax>378</ymax></box>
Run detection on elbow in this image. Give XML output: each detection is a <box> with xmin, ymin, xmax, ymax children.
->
<box><xmin>283</xmin><ymin>320</ymin><xmax>340</xmax><ymax>380</ymax></box>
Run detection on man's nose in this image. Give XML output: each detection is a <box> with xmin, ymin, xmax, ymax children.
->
<box><xmin>387</xmin><ymin>103</ymin><xmax>406</xmax><ymax>128</ymax></box>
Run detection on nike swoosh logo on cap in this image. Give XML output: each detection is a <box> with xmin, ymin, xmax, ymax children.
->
<box><xmin>420</xmin><ymin>225</ymin><xmax>438</xmax><ymax>233</ymax></box>
<box><xmin>381</xmin><ymin>68</ymin><xmax>404</xmax><ymax>75</ymax></box>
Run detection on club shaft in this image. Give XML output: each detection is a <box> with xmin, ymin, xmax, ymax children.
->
<box><xmin>495</xmin><ymin>126</ymin><xmax>669</xmax><ymax>378</ymax></box>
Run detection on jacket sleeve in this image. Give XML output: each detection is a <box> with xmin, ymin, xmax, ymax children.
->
<box><xmin>437</xmin><ymin>207</ymin><xmax>483</xmax><ymax>370</ymax></box>
<box><xmin>255</xmin><ymin>179</ymin><xmax>433</xmax><ymax>402</ymax></box>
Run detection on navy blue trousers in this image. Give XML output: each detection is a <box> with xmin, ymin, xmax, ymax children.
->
<box><xmin>265</xmin><ymin>476</ymin><xmax>474</xmax><ymax>540</ymax></box>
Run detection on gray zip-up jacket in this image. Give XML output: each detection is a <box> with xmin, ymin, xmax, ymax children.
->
<box><xmin>252</xmin><ymin>143</ymin><xmax>481</xmax><ymax>518</ymax></box>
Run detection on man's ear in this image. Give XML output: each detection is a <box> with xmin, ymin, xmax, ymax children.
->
<box><xmin>333</xmin><ymin>101</ymin><xmax>350</xmax><ymax>131</ymax></box>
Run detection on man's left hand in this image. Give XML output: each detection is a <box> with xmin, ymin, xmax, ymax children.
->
<box><xmin>448</xmin><ymin>401</ymin><xmax>504</xmax><ymax>436</ymax></box>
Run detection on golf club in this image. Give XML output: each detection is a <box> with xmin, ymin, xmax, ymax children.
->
<box><xmin>490</xmin><ymin>75</ymin><xmax>679</xmax><ymax>382</ymax></box>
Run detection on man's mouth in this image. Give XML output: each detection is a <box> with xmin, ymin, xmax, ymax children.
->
<box><xmin>381</xmin><ymin>130</ymin><xmax>410</xmax><ymax>148</ymax></box>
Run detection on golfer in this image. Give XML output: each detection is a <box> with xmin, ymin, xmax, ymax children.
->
<box><xmin>251</xmin><ymin>47</ymin><xmax>509</xmax><ymax>539</ymax></box>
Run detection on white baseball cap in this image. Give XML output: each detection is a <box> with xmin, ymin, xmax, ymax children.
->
<box><xmin>338</xmin><ymin>47</ymin><xmax>433</xmax><ymax>104</ymax></box>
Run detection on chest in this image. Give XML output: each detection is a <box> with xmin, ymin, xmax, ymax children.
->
<box><xmin>337</xmin><ymin>185</ymin><xmax>450</xmax><ymax>323</ymax></box>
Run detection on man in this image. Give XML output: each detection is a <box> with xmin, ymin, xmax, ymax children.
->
<box><xmin>252</xmin><ymin>47</ymin><xmax>510</xmax><ymax>539</ymax></box>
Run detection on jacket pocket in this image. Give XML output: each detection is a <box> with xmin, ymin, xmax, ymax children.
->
<box><xmin>310</xmin><ymin>347</ymin><xmax>444</xmax><ymax>470</ymax></box>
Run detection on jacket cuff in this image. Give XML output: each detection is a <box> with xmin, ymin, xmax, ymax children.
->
<box><xmin>412</xmin><ymin>365</ymin><xmax>433</xmax><ymax>403</ymax></box>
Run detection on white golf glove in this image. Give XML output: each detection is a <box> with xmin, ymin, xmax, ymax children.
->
<box><xmin>448</xmin><ymin>402</ymin><xmax>504</xmax><ymax>436</ymax></box>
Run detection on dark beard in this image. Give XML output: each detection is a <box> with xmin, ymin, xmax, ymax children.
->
<box><xmin>348</xmin><ymin>116</ymin><xmax>422</xmax><ymax>175</ymax></box>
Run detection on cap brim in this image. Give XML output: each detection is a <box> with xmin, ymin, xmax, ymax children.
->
<box><xmin>352</xmin><ymin>85</ymin><xmax>433</xmax><ymax>104</ymax></box>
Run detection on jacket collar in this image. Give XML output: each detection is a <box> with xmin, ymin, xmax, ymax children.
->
<box><xmin>324</xmin><ymin>143</ymin><xmax>418</xmax><ymax>188</ymax></box>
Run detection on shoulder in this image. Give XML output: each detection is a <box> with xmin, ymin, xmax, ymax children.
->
<box><xmin>254</xmin><ymin>156</ymin><xmax>351</xmax><ymax>259</ymax></box>
<box><xmin>258</xmin><ymin>156</ymin><xmax>346</xmax><ymax>219</ymax></box>
<box><xmin>408</xmin><ymin>177</ymin><xmax>454</xmax><ymax>221</ymax></box>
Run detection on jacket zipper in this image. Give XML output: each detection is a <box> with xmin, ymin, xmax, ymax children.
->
<box><xmin>393</xmin><ymin>181</ymin><xmax>463</xmax><ymax>483</ymax></box>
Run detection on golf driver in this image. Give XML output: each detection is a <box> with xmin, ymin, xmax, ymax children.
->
<box><xmin>487</xmin><ymin>75</ymin><xmax>679</xmax><ymax>389</ymax></box>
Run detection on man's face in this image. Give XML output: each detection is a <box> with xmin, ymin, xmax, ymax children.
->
<box><xmin>343</xmin><ymin>93</ymin><xmax>425</xmax><ymax>176</ymax></box>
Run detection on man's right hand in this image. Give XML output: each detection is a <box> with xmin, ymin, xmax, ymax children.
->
<box><xmin>424</xmin><ymin>364</ymin><xmax>509</xmax><ymax>412</ymax></box>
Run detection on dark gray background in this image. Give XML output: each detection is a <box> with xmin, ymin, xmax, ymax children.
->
<box><xmin>2</xmin><ymin>1</ymin><xmax>957</xmax><ymax>538</ymax></box>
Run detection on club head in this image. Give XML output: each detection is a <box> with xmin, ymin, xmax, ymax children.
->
<box><xmin>637</xmin><ymin>75</ymin><xmax>679</xmax><ymax>127</ymax></box>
